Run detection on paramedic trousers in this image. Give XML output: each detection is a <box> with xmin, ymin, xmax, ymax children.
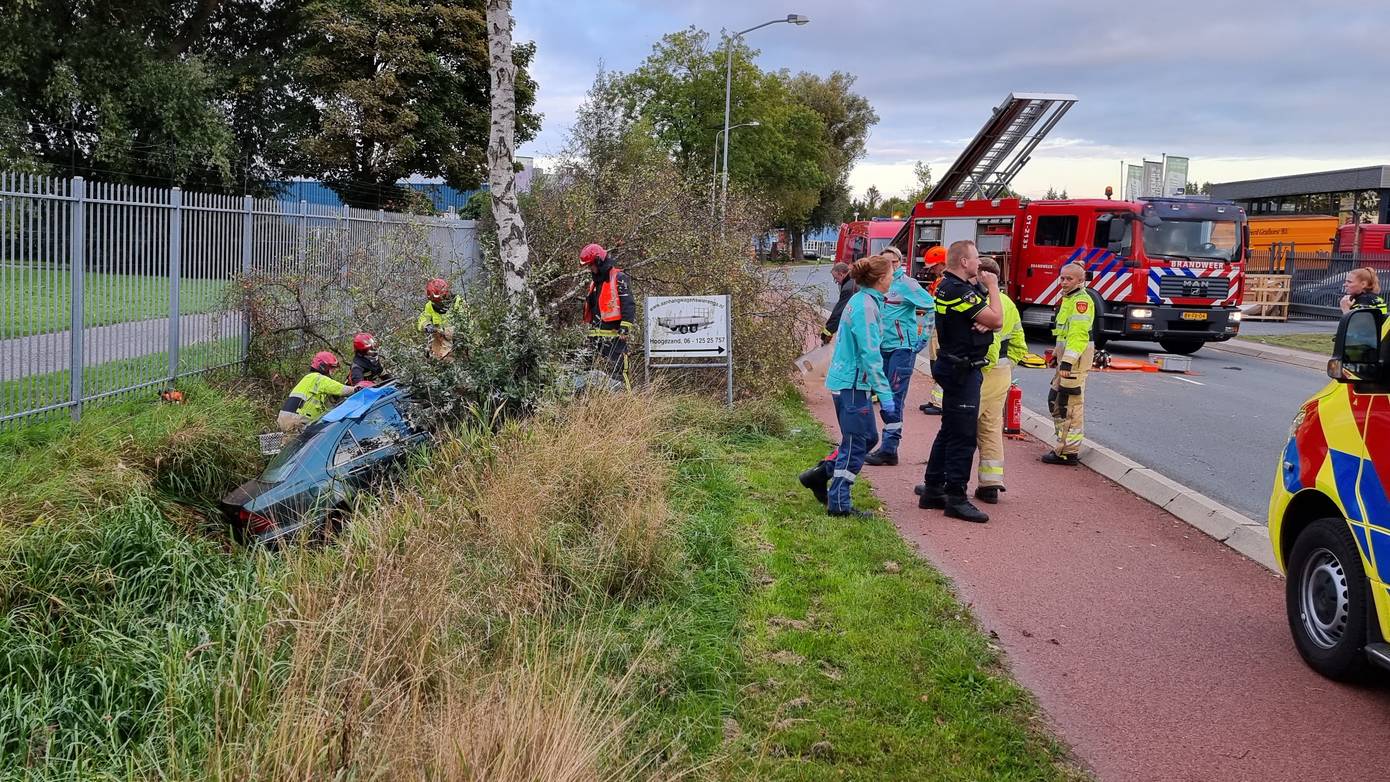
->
<box><xmin>878</xmin><ymin>348</ymin><xmax>917</xmax><ymax>455</ymax></box>
<box><xmin>976</xmin><ymin>359</ymin><xmax>1012</xmax><ymax>488</ymax></box>
<box><xmin>1049</xmin><ymin>344</ymin><xmax>1094</xmax><ymax>457</ymax></box>
<box><xmin>923</xmin><ymin>359</ymin><xmax>984</xmax><ymax>494</ymax></box>
<box><xmin>829</xmin><ymin>388</ymin><xmax>879</xmax><ymax>513</ymax></box>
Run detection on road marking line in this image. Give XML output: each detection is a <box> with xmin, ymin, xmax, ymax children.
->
<box><xmin>1169</xmin><ymin>375</ymin><xmax>1204</xmax><ymax>386</ymax></box>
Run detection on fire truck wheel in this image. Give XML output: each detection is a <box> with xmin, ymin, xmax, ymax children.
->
<box><xmin>1158</xmin><ymin>339</ymin><xmax>1203</xmax><ymax>355</ymax></box>
<box><xmin>1285</xmin><ymin>517</ymin><xmax>1371</xmax><ymax>682</ymax></box>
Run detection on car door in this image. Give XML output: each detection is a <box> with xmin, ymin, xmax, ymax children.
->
<box><xmin>328</xmin><ymin>402</ymin><xmax>416</xmax><ymax>490</ymax></box>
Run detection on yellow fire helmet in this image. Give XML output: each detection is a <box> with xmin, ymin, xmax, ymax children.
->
<box><xmin>1019</xmin><ymin>353</ymin><xmax>1047</xmax><ymax>368</ymax></box>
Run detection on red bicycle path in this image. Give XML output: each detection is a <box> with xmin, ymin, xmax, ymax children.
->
<box><xmin>800</xmin><ymin>378</ymin><xmax>1390</xmax><ymax>781</ymax></box>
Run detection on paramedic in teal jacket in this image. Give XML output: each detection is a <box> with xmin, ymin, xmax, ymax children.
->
<box><xmin>864</xmin><ymin>246</ymin><xmax>935</xmax><ymax>466</ymax></box>
<box><xmin>800</xmin><ymin>254</ymin><xmax>896</xmax><ymax>518</ymax></box>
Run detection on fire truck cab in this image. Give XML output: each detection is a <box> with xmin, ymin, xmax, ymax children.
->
<box><xmin>899</xmin><ymin>196</ymin><xmax>1249</xmax><ymax>355</ymax></box>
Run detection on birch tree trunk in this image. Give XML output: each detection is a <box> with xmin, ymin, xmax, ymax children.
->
<box><xmin>485</xmin><ymin>0</ymin><xmax>535</xmax><ymax>314</ymax></box>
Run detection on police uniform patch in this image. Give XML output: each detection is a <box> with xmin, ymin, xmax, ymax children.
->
<box><xmin>1075</xmin><ymin>301</ymin><xmax>1088</xmax><ymax>313</ymax></box>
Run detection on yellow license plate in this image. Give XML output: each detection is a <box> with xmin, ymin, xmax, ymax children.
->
<box><xmin>1181</xmin><ymin>311</ymin><xmax>1208</xmax><ymax>321</ymax></box>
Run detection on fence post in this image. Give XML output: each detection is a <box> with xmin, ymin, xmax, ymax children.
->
<box><xmin>168</xmin><ymin>187</ymin><xmax>183</xmax><ymax>380</ymax></box>
<box><xmin>241</xmin><ymin>195</ymin><xmax>253</xmax><ymax>364</ymax></box>
<box><xmin>68</xmin><ymin>177</ymin><xmax>86</xmax><ymax>420</ymax></box>
<box><xmin>297</xmin><ymin>199</ymin><xmax>307</xmax><ymax>267</ymax></box>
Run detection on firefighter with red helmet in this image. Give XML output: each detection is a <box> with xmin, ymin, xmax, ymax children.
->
<box><xmin>277</xmin><ymin>351</ymin><xmax>358</xmax><ymax>432</ymax></box>
<box><xmin>580</xmin><ymin>243</ymin><xmax>636</xmax><ymax>386</ymax></box>
<box><xmin>348</xmin><ymin>332</ymin><xmax>387</xmax><ymax>385</ymax></box>
<box><xmin>417</xmin><ymin>278</ymin><xmax>461</xmax><ymax>358</ymax></box>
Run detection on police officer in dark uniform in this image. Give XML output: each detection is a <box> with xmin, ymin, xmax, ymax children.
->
<box><xmin>918</xmin><ymin>239</ymin><xmax>1004</xmax><ymax>523</ymax></box>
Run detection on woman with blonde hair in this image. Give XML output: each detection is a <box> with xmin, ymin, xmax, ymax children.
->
<box><xmin>1340</xmin><ymin>267</ymin><xmax>1387</xmax><ymax>314</ymax></box>
<box><xmin>797</xmin><ymin>254</ymin><xmax>896</xmax><ymax>518</ymax></box>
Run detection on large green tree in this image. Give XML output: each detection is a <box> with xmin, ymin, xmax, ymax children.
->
<box><xmin>610</xmin><ymin>28</ymin><xmax>866</xmax><ymax>241</ymax></box>
<box><xmin>0</xmin><ymin>0</ymin><xmax>540</xmax><ymax>207</ymax></box>
<box><xmin>788</xmin><ymin>70</ymin><xmax>877</xmax><ymax>258</ymax></box>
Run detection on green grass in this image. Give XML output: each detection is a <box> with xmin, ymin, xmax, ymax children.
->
<box><xmin>0</xmin><ymin>268</ymin><xmax>229</xmax><ymax>338</ymax></box>
<box><xmin>598</xmin><ymin>392</ymin><xmax>1083</xmax><ymax>780</ymax></box>
<box><xmin>1</xmin><ymin>337</ymin><xmax>243</xmax><ymax>423</ymax></box>
<box><xmin>1238</xmin><ymin>332</ymin><xmax>1334</xmax><ymax>354</ymax></box>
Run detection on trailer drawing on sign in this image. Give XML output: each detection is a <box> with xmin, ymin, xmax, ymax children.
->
<box><xmin>645</xmin><ymin>295</ymin><xmax>733</xmax><ymax>405</ymax></box>
<box><xmin>656</xmin><ymin>307</ymin><xmax>714</xmax><ymax>334</ymax></box>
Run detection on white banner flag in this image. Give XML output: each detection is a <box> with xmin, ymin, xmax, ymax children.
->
<box><xmin>1143</xmin><ymin>160</ymin><xmax>1164</xmax><ymax>198</ymax></box>
<box><xmin>1163</xmin><ymin>156</ymin><xmax>1190</xmax><ymax>197</ymax></box>
<box><xmin>1126</xmin><ymin>165</ymin><xmax>1144</xmax><ymax>201</ymax></box>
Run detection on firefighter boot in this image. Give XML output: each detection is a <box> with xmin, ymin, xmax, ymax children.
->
<box><xmin>864</xmin><ymin>449</ymin><xmax>898</xmax><ymax>466</ymax></box>
<box><xmin>798</xmin><ymin>461</ymin><xmax>832</xmax><ymax>505</ymax></box>
<box><xmin>974</xmin><ymin>486</ymin><xmax>1000</xmax><ymax>505</ymax></box>
<box><xmin>917</xmin><ymin>483</ymin><xmax>947</xmax><ymax>509</ymax></box>
<box><xmin>1041</xmin><ymin>452</ymin><xmax>1080</xmax><ymax>466</ymax></box>
<box><xmin>944</xmin><ymin>490</ymin><xmax>990</xmax><ymax>523</ymax></box>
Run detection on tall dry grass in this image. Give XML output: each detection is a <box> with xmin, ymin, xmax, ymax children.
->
<box><xmin>201</xmin><ymin>390</ymin><xmax>682</xmax><ymax>780</ymax></box>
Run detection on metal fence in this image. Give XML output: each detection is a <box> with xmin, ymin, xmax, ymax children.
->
<box><xmin>0</xmin><ymin>172</ymin><xmax>480</xmax><ymax>426</ymax></box>
<box><xmin>1246</xmin><ymin>244</ymin><xmax>1388</xmax><ymax>320</ymax></box>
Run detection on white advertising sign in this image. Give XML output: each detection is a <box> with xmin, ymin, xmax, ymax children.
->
<box><xmin>1163</xmin><ymin>156</ymin><xmax>1190</xmax><ymax>197</ymax></box>
<box><xmin>1143</xmin><ymin>160</ymin><xmax>1164</xmax><ymax>198</ymax></box>
<box><xmin>645</xmin><ymin>295</ymin><xmax>730</xmax><ymax>358</ymax></box>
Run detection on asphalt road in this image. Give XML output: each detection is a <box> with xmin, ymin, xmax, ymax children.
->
<box><xmin>779</xmin><ymin>262</ymin><xmax>1330</xmax><ymax>521</ymax></box>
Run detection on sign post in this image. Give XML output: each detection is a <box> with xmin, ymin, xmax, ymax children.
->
<box><xmin>644</xmin><ymin>295</ymin><xmax>733</xmax><ymax>406</ymax></box>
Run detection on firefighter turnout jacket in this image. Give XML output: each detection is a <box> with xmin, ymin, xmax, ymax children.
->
<box><xmin>584</xmin><ymin>259</ymin><xmax>636</xmax><ymax>336</ymax></box>
<box><xmin>987</xmin><ymin>295</ymin><xmax>1026</xmax><ymax>369</ymax></box>
<box><xmin>417</xmin><ymin>294</ymin><xmax>462</xmax><ymax>332</ymax></box>
<box><xmin>1053</xmin><ymin>287</ymin><xmax>1096</xmax><ymax>368</ymax></box>
<box><xmin>281</xmin><ymin>371</ymin><xmax>354</xmax><ymax>422</ymax></box>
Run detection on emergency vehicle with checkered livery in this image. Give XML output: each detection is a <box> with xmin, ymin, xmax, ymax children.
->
<box><xmin>897</xmin><ymin>196</ymin><xmax>1249</xmax><ymax>355</ymax></box>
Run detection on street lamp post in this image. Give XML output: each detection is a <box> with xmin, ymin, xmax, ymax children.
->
<box><xmin>712</xmin><ymin>121</ymin><xmax>760</xmax><ymax>216</ymax></box>
<box><xmin>718</xmin><ymin>13</ymin><xmax>809</xmax><ymax>225</ymax></box>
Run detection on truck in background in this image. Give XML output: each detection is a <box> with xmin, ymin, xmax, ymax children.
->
<box><xmin>1336</xmin><ymin>223</ymin><xmax>1390</xmax><ymax>261</ymax></box>
<box><xmin>834</xmin><ymin>218</ymin><xmax>905</xmax><ymax>264</ymax></box>
<box><xmin>895</xmin><ymin>196</ymin><xmax>1249</xmax><ymax>355</ymax></box>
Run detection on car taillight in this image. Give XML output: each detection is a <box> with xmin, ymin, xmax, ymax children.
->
<box><xmin>238</xmin><ymin>509</ymin><xmax>276</xmax><ymax>534</ymax></box>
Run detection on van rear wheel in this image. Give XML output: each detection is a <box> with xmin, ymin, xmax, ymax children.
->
<box><xmin>1158</xmin><ymin>339</ymin><xmax>1202</xmax><ymax>355</ymax></box>
<box><xmin>1285</xmin><ymin>517</ymin><xmax>1370</xmax><ymax>681</ymax></box>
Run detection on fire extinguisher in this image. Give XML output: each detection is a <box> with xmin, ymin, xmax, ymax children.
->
<box><xmin>1004</xmin><ymin>381</ymin><xmax>1023</xmax><ymax>435</ymax></box>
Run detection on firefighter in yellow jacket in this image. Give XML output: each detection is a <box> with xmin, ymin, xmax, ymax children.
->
<box><xmin>417</xmin><ymin>278</ymin><xmax>462</xmax><ymax>358</ymax></box>
<box><xmin>580</xmin><ymin>243</ymin><xmax>636</xmax><ymax>387</ymax></box>
<box><xmin>277</xmin><ymin>351</ymin><xmax>359</xmax><ymax>432</ymax></box>
<box><xmin>1044</xmin><ymin>263</ymin><xmax>1094</xmax><ymax>465</ymax></box>
<box><xmin>974</xmin><ymin>257</ymin><xmax>1026</xmax><ymax>502</ymax></box>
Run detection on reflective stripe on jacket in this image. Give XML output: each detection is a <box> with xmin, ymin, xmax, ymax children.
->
<box><xmin>825</xmin><ymin>288</ymin><xmax>894</xmax><ymax>399</ymax></box>
<box><xmin>1052</xmin><ymin>287</ymin><xmax>1095</xmax><ymax>364</ymax></box>
<box><xmin>987</xmin><ymin>295</ymin><xmax>1026</xmax><ymax>369</ymax></box>
<box><xmin>880</xmin><ymin>267</ymin><xmax>936</xmax><ymax>352</ymax></box>
<box><xmin>1351</xmin><ymin>291</ymin><xmax>1389</xmax><ymax>315</ymax></box>
<box><xmin>285</xmin><ymin>372</ymin><xmax>352</xmax><ymax>421</ymax></box>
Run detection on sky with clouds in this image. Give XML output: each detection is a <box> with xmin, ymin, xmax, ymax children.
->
<box><xmin>514</xmin><ymin>0</ymin><xmax>1389</xmax><ymax>200</ymax></box>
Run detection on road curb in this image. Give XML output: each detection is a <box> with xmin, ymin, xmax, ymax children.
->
<box><xmin>1020</xmin><ymin>406</ymin><xmax>1278</xmax><ymax>573</ymax></box>
<box><xmin>1207</xmin><ymin>338</ymin><xmax>1326</xmax><ymax>371</ymax></box>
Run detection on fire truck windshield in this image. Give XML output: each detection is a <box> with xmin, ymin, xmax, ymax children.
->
<box><xmin>870</xmin><ymin>238</ymin><xmax>894</xmax><ymax>255</ymax></box>
<box><xmin>1142</xmin><ymin>217</ymin><xmax>1241</xmax><ymax>262</ymax></box>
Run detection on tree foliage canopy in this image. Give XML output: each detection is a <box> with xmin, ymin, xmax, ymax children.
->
<box><xmin>0</xmin><ymin>0</ymin><xmax>540</xmax><ymax>208</ymax></box>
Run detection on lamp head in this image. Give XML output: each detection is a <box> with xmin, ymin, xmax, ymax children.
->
<box><xmin>786</xmin><ymin>14</ymin><xmax>810</xmax><ymax>24</ymax></box>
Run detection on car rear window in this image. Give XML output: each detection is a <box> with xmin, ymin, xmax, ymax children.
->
<box><xmin>262</xmin><ymin>427</ymin><xmax>332</xmax><ymax>483</ymax></box>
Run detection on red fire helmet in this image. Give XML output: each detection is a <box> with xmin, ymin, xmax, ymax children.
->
<box><xmin>425</xmin><ymin>278</ymin><xmax>450</xmax><ymax>302</ymax></box>
<box><xmin>353</xmin><ymin>332</ymin><xmax>377</xmax><ymax>353</ymax></box>
<box><xmin>579</xmin><ymin>243</ymin><xmax>607</xmax><ymax>265</ymax></box>
<box><xmin>310</xmin><ymin>351</ymin><xmax>340</xmax><ymax>373</ymax></box>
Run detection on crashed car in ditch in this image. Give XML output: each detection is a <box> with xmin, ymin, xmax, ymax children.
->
<box><xmin>221</xmin><ymin>383</ymin><xmax>429</xmax><ymax>545</ymax></box>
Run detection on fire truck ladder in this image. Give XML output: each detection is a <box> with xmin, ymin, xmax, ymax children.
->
<box><xmin>924</xmin><ymin>92</ymin><xmax>1078</xmax><ymax>203</ymax></box>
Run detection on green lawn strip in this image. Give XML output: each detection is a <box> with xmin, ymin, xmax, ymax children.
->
<box><xmin>1238</xmin><ymin>332</ymin><xmax>1333</xmax><ymax>355</ymax></box>
<box><xmin>1</xmin><ymin>337</ymin><xmax>243</xmax><ymax>423</ymax></box>
<box><xmin>0</xmin><ymin>269</ymin><xmax>228</xmax><ymax>338</ymax></box>
<box><xmin>589</xmin><ymin>392</ymin><xmax>1083</xmax><ymax>779</ymax></box>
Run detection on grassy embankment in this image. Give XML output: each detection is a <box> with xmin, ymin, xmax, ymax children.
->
<box><xmin>0</xmin><ymin>268</ymin><xmax>228</xmax><ymax>338</ymax></box>
<box><xmin>1239</xmin><ymin>332</ymin><xmax>1334</xmax><ymax>354</ymax></box>
<box><xmin>0</xmin><ymin>383</ymin><xmax>1083</xmax><ymax>780</ymax></box>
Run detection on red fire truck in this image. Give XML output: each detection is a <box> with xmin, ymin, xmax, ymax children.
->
<box><xmin>898</xmin><ymin>196</ymin><xmax>1249</xmax><ymax>354</ymax></box>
